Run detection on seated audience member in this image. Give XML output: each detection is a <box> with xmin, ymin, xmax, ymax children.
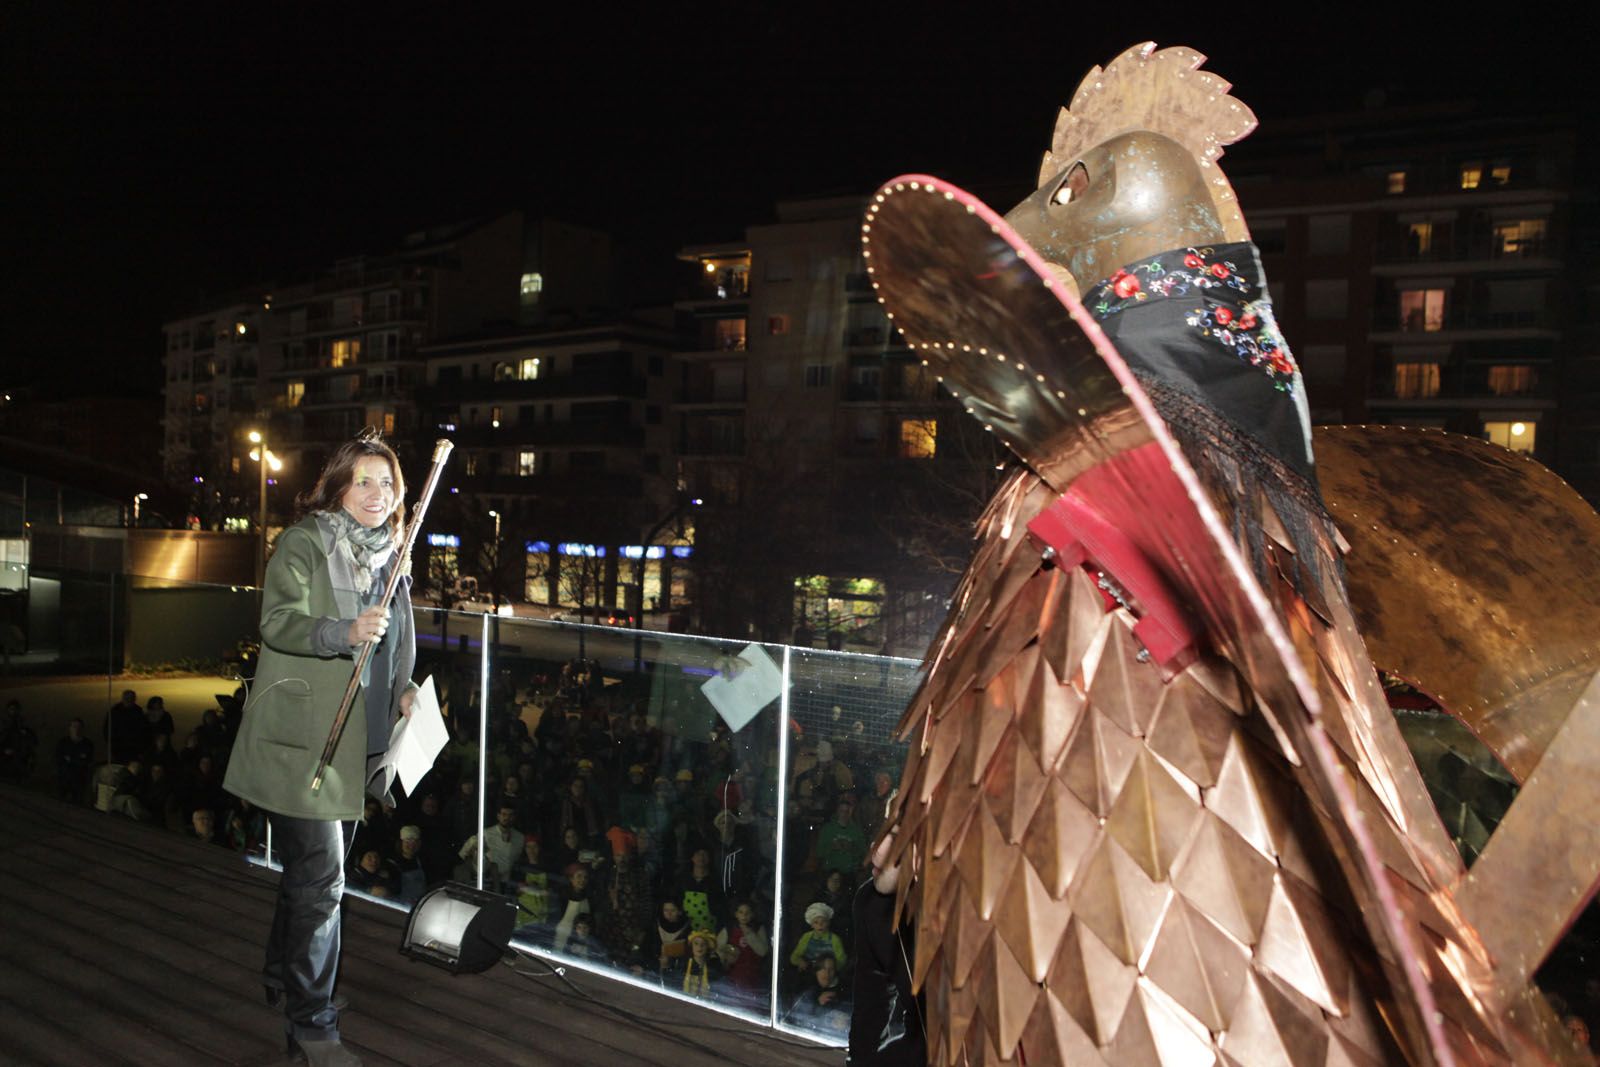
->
<box><xmin>190</xmin><ymin>806</ymin><xmax>226</xmax><ymax>845</ymax></box>
<box><xmin>553</xmin><ymin>864</ymin><xmax>596</xmax><ymax>954</ymax></box>
<box><xmin>616</xmin><ymin>764</ymin><xmax>652</xmax><ymax>829</ymax></box>
<box><xmin>787</xmin><ymin>953</ymin><xmax>850</xmax><ymax>1031</ymax></box>
<box><xmin>351</xmin><ymin>797</ymin><xmax>391</xmax><ymax>858</ymax></box>
<box><xmin>858</xmin><ymin>768</ymin><xmax>896</xmax><ymax>844</ymax></box>
<box><xmin>600</xmin><ymin>839</ymin><xmax>652</xmax><ymax>966</ymax></box>
<box><xmin>710</xmin><ymin>809</ymin><xmax>755</xmax><ymax>906</ymax></box>
<box><xmin>458</xmin><ymin>805</ymin><xmax>525</xmax><ymax>892</ymax></box>
<box><xmin>56</xmin><ymin>717</ymin><xmax>95</xmax><ymax>803</ymax></box>
<box><xmin>104</xmin><ymin>690</ymin><xmax>146</xmax><ymax>765</ymax></box>
<box><xmin>499</xmin><ymin>773</ymin><xmax>532</xmax><ymax>831</ymax></box>
<box><xmin>815</xmin><ymin>796</ymin><xmax>867</xmax><ymax>877</ymax></box>
<box><xmin>194</xmin><ymin>707</ymin><xmax>230</xmax><ymax>757</ymax></box>
<box><xmin>1</xmin><ymin>700</ymin><xmax>37</xmax><ymax>779</ymax></box>
<box><xmin>142</xmin><ymin>762</ymin><xmax>179</xmax><ymax>829</ymax></box>
<box><xmin>553</xmin><ymin>825</ymin><xmax>585</xmax><ymax>873</ymax></box>
<box><xmin>811</xmin><ymin>868</ymin><xmax>855</xmax><ymax>947</ymax></box>
<box><xmin>789</xmin><ymin>902</ymin><xmax>847</xmax><ymax>973</ymax></box>
<box><xmin>145</xmin><ymin>731</ymin><xmax>179</xmax><ymax>778</ymax></box>
<box><xmin>642</xmin><ymin>899</ymin><xmax>691</xmax><ymax>982</ymax></box>
<box><xmin>141</xmin><ymin>696</ymin><xmax>175</xmax><ymax>747</ymax></box>
<box><xmin>676</xmin><ymin>846</ymin><xmax>726</xmax><ymax>934</ymax></box>
<box><xmin>513</xmin><ymin>838</ymin><xmax>555</xmax><ymax>934</ymax></box>
<box><xmin>224</xmin><ymin>797</ymin><xmax>266</xmax><ymax>853</ymax></box>
<box><xmin>682</xmin><ymin>928</ymin><xmax>722</xmax><ymax>1000</ymax></box>
<box><xmin>348</xmin><ymin>848</ymin><xmax>398</xmax><ymax>898</ymax></box>
<box><xmin>110</xmin><ymin>758</ymin><xmax>153</xmax><ymax>821</ymax></box>
<box><xmin>716</xmin><ymin>900</ymin><xmax>771</xmax><ymax>998</ymax></box>
<box><xmin>565</xmin><ymin>914</ymin><xmax>606</xmax><ymax>962</ymax></box>
<box><xmin>387</xmin><ymin>825</ymin><xmax>429</xmax><ymax>903</ymax></box>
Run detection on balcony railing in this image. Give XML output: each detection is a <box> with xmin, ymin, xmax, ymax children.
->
<box><xmin>1375</xmin><ymin>237</ymin><xmax>1556</xmax><ymax>265</ymax></box>
<box><xmin>426</xmin><ymin>373</ymin><xmax>648</xmax><ymax>403</ymax></box>
<box><xmin>452</xmin><ymin>421</ymin><xmax>645</xmax><ymax>448</ymax></box>
<box><xmin>1372</xmin><ymin>308</ymin><xmax>1558</xmax><ymax>334</ymax></box>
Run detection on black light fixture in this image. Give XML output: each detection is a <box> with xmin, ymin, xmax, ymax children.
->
<box><xmin>399</xmin><ymin>882</ymin><xmax>516</xmax><ymax>974</ymax></box>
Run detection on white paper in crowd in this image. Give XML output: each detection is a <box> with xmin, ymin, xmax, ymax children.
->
<box><xmin>700</xmin><ymin>643</ymin><xmax>783</xmax><ymax>733</ymax></box>
<box><xmin>368</xmin><ymin>675</ymin><xmax>448</xmax><ymax>798</ymax></box>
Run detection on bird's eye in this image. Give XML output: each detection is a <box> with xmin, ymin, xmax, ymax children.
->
<box><xmin>1052</xmin><ymin>162</ymin><xmax>1090</xmax><ymax>206</ymax></box>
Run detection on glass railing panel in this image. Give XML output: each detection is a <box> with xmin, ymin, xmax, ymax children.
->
<box><xmin>776</xmin><ymin>646</ymin><xmax>922</xmax><ymax>1042</ymax></box>
<box><xmin>481</xmin><ymin>617</ymin><xmax>787</xmax><ymax>1023</ymax></box>
<box><xmin>350</xmin><ymin>605</ymin><xmax>497</xmax><ymax>906</ymax></box>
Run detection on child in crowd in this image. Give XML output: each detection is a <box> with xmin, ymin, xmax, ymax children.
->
<box><xmin>789</xmin><ymin>901</ymin><xmax>847</xmax><ymax>973</ymax></box>
<box><xmin>716</xmin><ymin>900</ymin><xmax>771</xmax><ymax>997</ymax></box>
<box><xmin>682</xmin><ymin>929</ymin><xmax>722</xmax><ymax>999</ymax></box>
<box><xmin>565</xmin><ymin>914</ymin><xmax>607</xmax><ymax>961</ymax></box>
<box><xmin>643</xmin><ymin>899</ymin><xmax>691</xmax><ymax>984</ymax></box>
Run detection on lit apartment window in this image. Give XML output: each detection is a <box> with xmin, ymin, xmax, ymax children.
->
<box><xmin>286</xmin><ymin>381</ymin><xmax>305</xmax><ymax>407</ymax></box>
<box><xmin>520</xmin><ymin>272</ymin><xmax>543</xmax><ymax>303</ymax></box>
<box><xmin>330</xmin><ymin>338</ymin><xmax>360</xmax><ymax>367</ymax></box>
<box><xmin>491</xmin><ymin>405</ymin><xmax>503</xmax><ymax>428</ymax></box>
<box><xmin>1386</xmin><ymin>170</ymin><xmax>1406</xmax><ymax>194</ymax></box>
<box><xmin>1484</xmin><ymin>420</ymin><xmax>1535</xmax><ymax>454</ymax></box>
<box><xmin>1393</xmin><ymin>363</ymin><xmax>1441</xmax><ymax>399</ymax></box>
<box><xmin>1489</xmin><ymin>162</ymin><xmax>1511</xmax><ymax>186</ymax></box>
<box><xmin>1399</xmin><ymin>289</ymin><xmax>1446</xmax><ymax>332</ymax></box>
<box><xmin>1486</xmin><ymin>365</ymin><xmax>1537</xmax><ymax>396</ymax></box>
<box><xmin>804</xmin><ymin>364</ymin><xmax>833</xmax><ymax>388</ymax></box>
<box><xmin>520</xmin><ymin>356</ymin><xmax>543</xmax><ymax>380</ymax></box>
<box><xmin>1459</xmin><ymin>163</ymin><xmax>1483</xmax><ymax>190</ymax></box>
<box><xmin>714</xmin><ymin>318</ymin><xmax>747</xmax><ymax>351</ymax></box>
<box><xmin>1406</xmin><ymin>222</ymin><xmax>1433</xmax><ymax>255</ymax></box>
<box><xmin>768</xmin><ymin>315</ymin><xmax>789</xmax><ymax>335</ymax></box>
<box><xmin>1492</xmin><ymin>219</ymin><xmax>1546</xmax><ymax>258</ymax></box>
<box><xmin>382</xmin><ymin>412</ymin><xmax>396</xmax><ymax>434</ymax></box>
<box><xmin>464</xmin><ymin>453</ymin><xmax>479</xmax><ymax>476</ymax></box>
<box><xmin>899</xmin><ymin>418</ymin><xmax>937</xmax><ymax>459</ymax></box>
<box><xmin>519</xmin><ymin>451</ymin><xmax>538</xmax><ymax>476</ymax></box>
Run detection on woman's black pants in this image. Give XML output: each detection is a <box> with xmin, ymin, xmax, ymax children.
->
<box><xmin>264</xmin><ymin>813</ymin><xmax>355</xmax><ymax>1043</ymax></box>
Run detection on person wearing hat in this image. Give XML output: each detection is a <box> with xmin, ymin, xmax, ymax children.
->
<box><xmin>681</xmin><ymin>928</ymin><xmax>722</xmax><ymax>999</ymax></box>
<box><xmin>384</xmin><ymin>825</ymin><xmax>426</xmax><ymax>904</ymax></box>
<box><xmin>788</xmin><ymin>901</ymin><xmax>846</xmax><ymax>974</ymax></box>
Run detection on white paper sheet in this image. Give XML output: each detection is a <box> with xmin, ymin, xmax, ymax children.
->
<box><xmin>367</xmin><ymin>675</ymin><xmax>448</xmax><ymax>798</ymax></box>
<box><xmin>699</xmin><ymin>643</ymin><xmax>783</xmax><ymax>733</ymax></box>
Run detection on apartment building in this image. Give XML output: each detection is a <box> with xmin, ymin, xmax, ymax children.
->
<box><xmin>676</xmin><ymin>198</ymin><xmax>985</xmax><ymax>652</ymax></box>
<box><xmin>415</xmin><ymin>316</ymin><xmax>682</xmax><ymax>618</ymax></box>
<box><xmin>1231</xmin><ymin>102</ymin><xmax>1595</xmax><ymax>502</ymax></box>
<box><xmin>160</xmin><ymin>212</ymin><xmax>616</xmax><ymax>533</ymax></box>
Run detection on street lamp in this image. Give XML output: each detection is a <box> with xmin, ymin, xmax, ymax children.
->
<box><xmin>248</xmin><ymin>430</ymin><xmax>283</xmax><ymax>587</ymax></box>
<box><xmin>131</xmin><ymin>492</ymin><xmax>148</xmax><ymax>527</ymax></box>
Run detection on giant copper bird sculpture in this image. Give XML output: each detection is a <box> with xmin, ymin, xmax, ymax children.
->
<box><xmin>868</xmin><ymin>43</ymin><xmax>1600</xmax><ymax>1066</ymax></box>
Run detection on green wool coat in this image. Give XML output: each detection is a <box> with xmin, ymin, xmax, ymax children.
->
<box><xmin>223</xmin><ymin>516</ymin><xmax>416</xmax><ymax>821</ymax></box>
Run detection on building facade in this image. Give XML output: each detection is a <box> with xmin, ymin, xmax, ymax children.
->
<box><xmin>415</xmin><ymin>316</ymin><xmax>682</xmax><ymax>621</ymax></box>
<box><xmin>1231</xmin><ymin>102</ymin><xmax>1595</xmax><ymax>502</ymax></box>
<box><xmin>676</xmin><ymin>198</ymin><xmax>991</xmax><ymax>653</ymax></box>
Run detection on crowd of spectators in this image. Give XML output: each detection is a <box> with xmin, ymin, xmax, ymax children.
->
<box><xmin>372</xmin><ymin>655</ymin><xmax>910</xmax><ymax>1034</ymax></box>
<box><xmin>11</xmin><ymin>649</ymin><xmax>1600</xmax><ymax>1055</ymax></box>
<box><xmin>25</xmin><ymin>686</ymin><xmax>268</xmax><ymax>852</ymax></box>
<box><xmin>18</xmin><ymin>653</ymin><xmax>903</xmax><ymax>1036</ymax></box>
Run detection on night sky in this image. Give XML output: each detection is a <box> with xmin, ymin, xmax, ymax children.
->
<box><xmin>5</xmin><ymin>7</ymin><xmax>1584</xmax><ymax>400</ymax></box>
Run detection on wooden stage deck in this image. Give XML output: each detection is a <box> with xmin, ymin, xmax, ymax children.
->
<box><xmin>0</xmin><ymin>784</ymin><xmax>839</xmax><ymax>1067</ymax></box>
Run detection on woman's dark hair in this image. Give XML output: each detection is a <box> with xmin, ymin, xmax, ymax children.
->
<box><xmin>294</xmin><ymin>430</ymin><xmax>406</xmax><ymax>539</ymax></box>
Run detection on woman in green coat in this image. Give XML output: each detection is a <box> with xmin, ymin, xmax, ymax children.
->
<box><xmin>224</xmin><ymin>433</ymin><xmax>417</xmax><ymax>1067</ymax></box>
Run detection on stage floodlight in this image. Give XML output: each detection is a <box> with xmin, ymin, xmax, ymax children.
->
<box><xmin>399</xmin><ymin>882</ymin><xmax>515</xmax><ymax>974</ymax></box>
